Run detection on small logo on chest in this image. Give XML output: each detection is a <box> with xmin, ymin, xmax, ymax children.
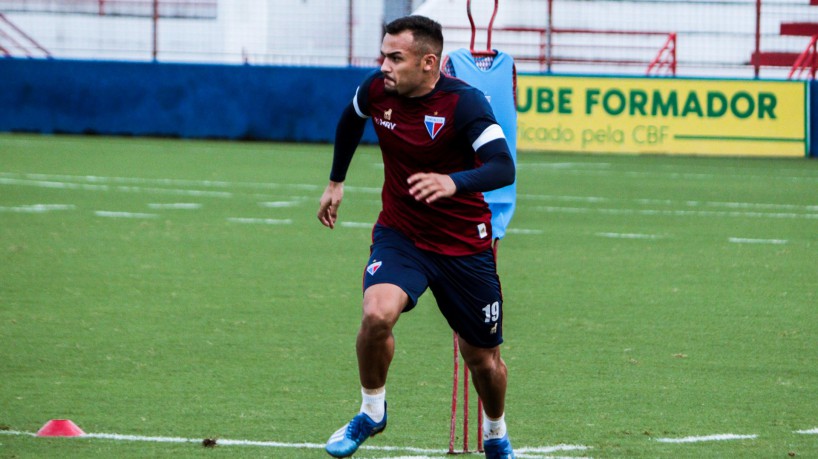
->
<box><xmin>374</xmin><ymin>114</ymin><xmax>397</xmax><ymax>131</ymax></box>
<box><xmin>424</xmin><ymin>115</ymin><xmax>445</xmax><ymax>139</ymax></box>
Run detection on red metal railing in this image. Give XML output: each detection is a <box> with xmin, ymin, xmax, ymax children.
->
<box><xmin>646</xmin><ymin>32</ymin><xmax>676</xmax><ymax>76</ymax></box>
<box><xmin>788</xmin><ymin>35</ymin><xmax>818</xmax><ymax>79</ymax></box>
<box><xmin>0</xmin><ymin>0</ymin><xmax>216</xmax><ymax>18</ymax></box>
<box><xmin>445</xmin><ymin>25</ymin><xmax>676</xmax><ymax>75</ymax></box>
<box><xmin>0</xmin><ymin>12</ymin><xmax>51</xmax><ymax>58</ymax></box>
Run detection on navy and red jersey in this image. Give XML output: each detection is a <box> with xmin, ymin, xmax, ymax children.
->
<box><xmin>334</xmin><ymin>71</ymin><xmax>513</xmax><ymax>256</ymax></box>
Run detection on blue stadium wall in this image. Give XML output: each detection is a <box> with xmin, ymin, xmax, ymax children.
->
<box><xmin>1</xmin><ymin>59</ymin><xmax>816</xmax><ymax>156</ymax></box>
<box><xmin>0</xmin><ymin>58</ymin><xmax>378</xmax><ymax>143</ymax></box>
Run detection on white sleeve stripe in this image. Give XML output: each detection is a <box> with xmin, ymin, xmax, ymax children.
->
<box><xmin>352</xmin><ymin>87</ymin><xmax>369</xmax><ymax>119</ymax></box>
<box><xmin>472</xmin><ymin>124</ymin><xmax>506</xmax><ymax>151</ymax></box>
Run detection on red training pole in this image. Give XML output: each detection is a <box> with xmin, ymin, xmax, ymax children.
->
<box><xmin>463</xmin><ymin>362</ymin><xmax>469</xmax><ymax>451</ymax></box>
<box><xmin>449</xmin><ymin>333</ymin><xmax>459</xmax><ymax>454</ymax></box>
<box><xmin>477</xmin><ymin>398</ymin><xmax>484</xmax><ymax>452</ymax></box>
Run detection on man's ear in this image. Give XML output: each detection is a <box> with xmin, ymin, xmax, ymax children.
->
<box><xmin>423</xmin><ymin>54</ymin><xmax>438</xmax><ymax>71</ymax></box>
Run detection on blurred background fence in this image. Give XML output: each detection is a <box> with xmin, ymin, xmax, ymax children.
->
<box><xmin>1</xmin><ymin>0</ymin><xmax>817</xmax><ymax>78</ymax></box>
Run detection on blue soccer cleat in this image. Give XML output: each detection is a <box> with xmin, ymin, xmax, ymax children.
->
<box><xmin>325</xmin><ymin>404</ymin><xmax>387</xmax><ymax>458</ymax></box>
<box><xmin>483</xmin><ymin>433</ymin><xmax>515</xmax><ymax>459</ymax></box>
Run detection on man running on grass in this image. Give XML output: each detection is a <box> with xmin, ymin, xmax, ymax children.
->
<box><xmin>317</xmin><ymin>15</ymin><xmax>516</xmax><ymax>459</ymax></box>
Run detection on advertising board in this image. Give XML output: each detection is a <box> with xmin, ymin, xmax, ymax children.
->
<box><xmin>517</xmin><ymin>75</ymin><xmax>807</xmax><ymax>157</ymax></box>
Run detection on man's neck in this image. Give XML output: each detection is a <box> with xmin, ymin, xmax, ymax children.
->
<box><xmin>407</xmin><ymin>72</ymin><xmax>441</xmax><ymax>98</ymax></box>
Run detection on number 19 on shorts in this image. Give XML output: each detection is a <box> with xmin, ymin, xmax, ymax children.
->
<box><xmin>483</xmin><ymin>301</ymin><xmax>500</xmax><ymax>323</ymax></box>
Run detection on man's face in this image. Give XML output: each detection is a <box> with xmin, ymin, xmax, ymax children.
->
<box><xmin>380</xmin><ymin>30</ymin><xmax>430</xmax><ymax>97</ymax></box>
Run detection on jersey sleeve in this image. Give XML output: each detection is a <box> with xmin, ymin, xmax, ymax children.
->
<box><xmin>328</xmin><ymin>71</ymin><xmax>380</xmax><ymax>182</ymax></box>
<box><xmin>351</xmin><ymin>70</ymin><xmax>382</xmax><ymax>118</ymax></box>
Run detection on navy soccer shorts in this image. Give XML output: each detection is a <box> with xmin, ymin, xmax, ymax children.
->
<box><xmin>363</xmin><ymin>224</ymin><xmax>504</xmax><ymax>348</ymax></box>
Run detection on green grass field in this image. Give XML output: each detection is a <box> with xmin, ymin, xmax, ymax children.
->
<box><xmin>1</xmin><ymin>133</ymin><xmax>816</xmax><ymax>458</ymax></box>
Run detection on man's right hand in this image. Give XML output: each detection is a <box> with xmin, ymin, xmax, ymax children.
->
<box><xmin>317</xmin><ymin>181</ymin><xmax>344</xmax><ymax>229</ymax></box>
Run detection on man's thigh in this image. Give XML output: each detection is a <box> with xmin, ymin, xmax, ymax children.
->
<box><xmin>363</xmin><ymin>225</ymin><xmax>431</xmax><ymax>311</ymax></box>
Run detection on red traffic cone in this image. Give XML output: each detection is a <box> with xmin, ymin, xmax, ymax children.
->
<box><xmin>36</xmin><ymin>419</ymin><xmax>86</xmax><ymax>437</ymax></box>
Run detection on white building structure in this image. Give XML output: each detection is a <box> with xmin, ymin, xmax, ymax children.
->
<box><xmin>1</xmin><ymin>0</ymin><xmax>816</xmax><ymax>78</ymax></box>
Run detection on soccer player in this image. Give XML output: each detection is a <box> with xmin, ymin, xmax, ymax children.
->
<box><xmin>317</xmin><ymin>15</ymin><xmax>516</xmax><ymax>459</ymax></box>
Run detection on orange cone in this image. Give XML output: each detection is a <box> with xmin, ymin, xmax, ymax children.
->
<box><xmin>36</xmin><ymin>419</ymin><xmax>86</xmax><ymax>437</ymax></box>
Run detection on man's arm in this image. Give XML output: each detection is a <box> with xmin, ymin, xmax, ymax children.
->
<box><xmin>329</xmin><ymin>103</ymin><xmax>368</xmax><ymax>182</ymax></box>
<box><xmin>449</xmin><ymin>124</ymin><xmax>515</xmax><ymax>192</ymax></box>
<box><xmin>317</xmin><ymin>102</ymin><xmax>368</xmax><ymax>228</ymax></box>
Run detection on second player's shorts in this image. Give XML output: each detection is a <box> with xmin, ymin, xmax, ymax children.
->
<box><xmin>363</xmin><ymin>224</ymin><xmax>504</xmax><ymax>348</ymax></box>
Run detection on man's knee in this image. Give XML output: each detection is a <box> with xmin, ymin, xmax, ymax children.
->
<box><xmin>360</xmin><ymin>304</ymin><xmax>395</xmax><ymax>335</ymax></box>
<box><xmin>360</xmin><ymin>284</ymin><xmax>406</xmax><ymax>336</ymax></box>
<box><xmin>462</xmin><ymin>345</ymin><xmax>506</xmax><ymax>376</ymax></box>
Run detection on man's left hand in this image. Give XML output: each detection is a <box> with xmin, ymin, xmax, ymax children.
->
<box><xmin>407</xmin><ymin>172</ymin><xmax>456</xmax><ymax>204</ymax></box>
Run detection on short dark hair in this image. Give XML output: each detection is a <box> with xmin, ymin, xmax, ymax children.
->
<box><xmin>384</xmin><ymin>15</ymin><xmax>444</xmax><ymax>58</ymax></box>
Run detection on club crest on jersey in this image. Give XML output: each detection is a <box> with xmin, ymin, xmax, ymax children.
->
<box><xmin>424</xmin><ymin>115</ymin><xmax>445</xmax><ymax>139</ymax></box>
<box><xmin>366</xmin><ymin>260</ymin><xmax>383</xmax><ymax>276</ymax></box>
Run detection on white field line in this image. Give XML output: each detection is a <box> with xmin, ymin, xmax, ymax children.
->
<box><xmin>0</xmin><ymin>172</ymin><xmax>380</xmax><ymax>194</ymax></box>
<box><xmin>0</xmin><ymin>204</ymin><xmax>75</xmax><ymax>213</ymax></box>
<box><xmin>795</xmin><ymin>428</ymin><xmax>818</xmax><ymax>434</ymax></box>
<box><xmin>0</xmin><ymin>173</ymin><xmax>235</xmax><ymax>189</ymax></box>
<box><xmin>258</xmin><ymin>201</ymin><xmax>299</xmax><ymax>208</ymax></box>
<box><xmin>519</xmin><ymin>194</ymin><xmax>611</xmax><ymax>204</ymax></box>
<box><xmin>226</xmin><ymin>217</ymin><xmax>293</xmax><ymax>225</ymax></box>
<box><xmin>535</xmin><ymin>206</ymin><xmax>818</xmax><ymax>220</ymax></box>
<box><xmin>728</xmin><ymin>237</ymin><xmax>788</xmax><ymax>245</ymax></box>
<box><xmin>0</xmin><ymin>430</ymin><xmax>589</xmax><ymax>458</ymax></box>
<box><xmin>116</xmin><ymin>186</ymin><xmax>232</xmax><ymax>198</ymax></box>
<box><xmin>340</xmin><ymin>221</ymin><xmax>375</xmax><ymax>229</ymax></box>
<box><xmin>506</xmin><ymin>228</ymin><xmax>544</xmax><ymax>235</ymax></box>
<box><xmin>521</xmin><ymin>194</ymin><xmax>818</xmax><ymax>214</ymax></box>
<box><xmin>361</xmin><ymin>455</ymin><xmax>592</xmax><ymax>459</ymax></box>
<box><xmin>655</xmin><ymin>433</ymin><xmax>757</xmax><ymax>443</ymax></box>
<box><xmin>0</xmin><ymin>176</ymin><xmax>109</xmax><ymax>191</ymax></box>
<box><xmin>518</xmin><ymin>445</ymin><xmax>592</xmax><ymax>454</ymax></box>
<box><xmin>94</xmin><ymin>211</ymin><xmax>158</xmax><ymax>219</ymax></box>
<box><xmin>1</xmin><ymin>176</ymin><xmax>232</xmax><ymax>198</ymax></box>
<box><xmin>147</xmin><ymin>203</ymin><xmax>202</xmax><ymax>210</ymax></box>
<box><xmin>517</xmin><ymin>162</ymin><xmax>612</xmax><ymax>170</ymax></box>
<box><xmin>357</xmin><ymin>456</ymin><xmax>441</xmax><ymax>459</ymax></box>
<box><xmin>595</xmin><ymin>232</ymin><xmax>663</xmax><ymax>240</ymax></box>
<box><xmin>88</xmin><ymin>433</ymin><xmax>326</xmax><ymax>448</ymax></box>
<box><xmin>3</xmin><ymin>172</ymin><xmax>815</xmax><ymax>216</ymax></box>
<box><xmin>0</xmin><ymin>430</ymin><xmax>35</xmax><ymax>437</ymax></box>
<box><xmin>516</xmin><ymin>163</ymin><xmax>818</xmax><ymax>184</ymax></box>
<box><xmin>701</xmin><ymin>201</ymin><xmax>817</xmax><ymax>212</ymax></box>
